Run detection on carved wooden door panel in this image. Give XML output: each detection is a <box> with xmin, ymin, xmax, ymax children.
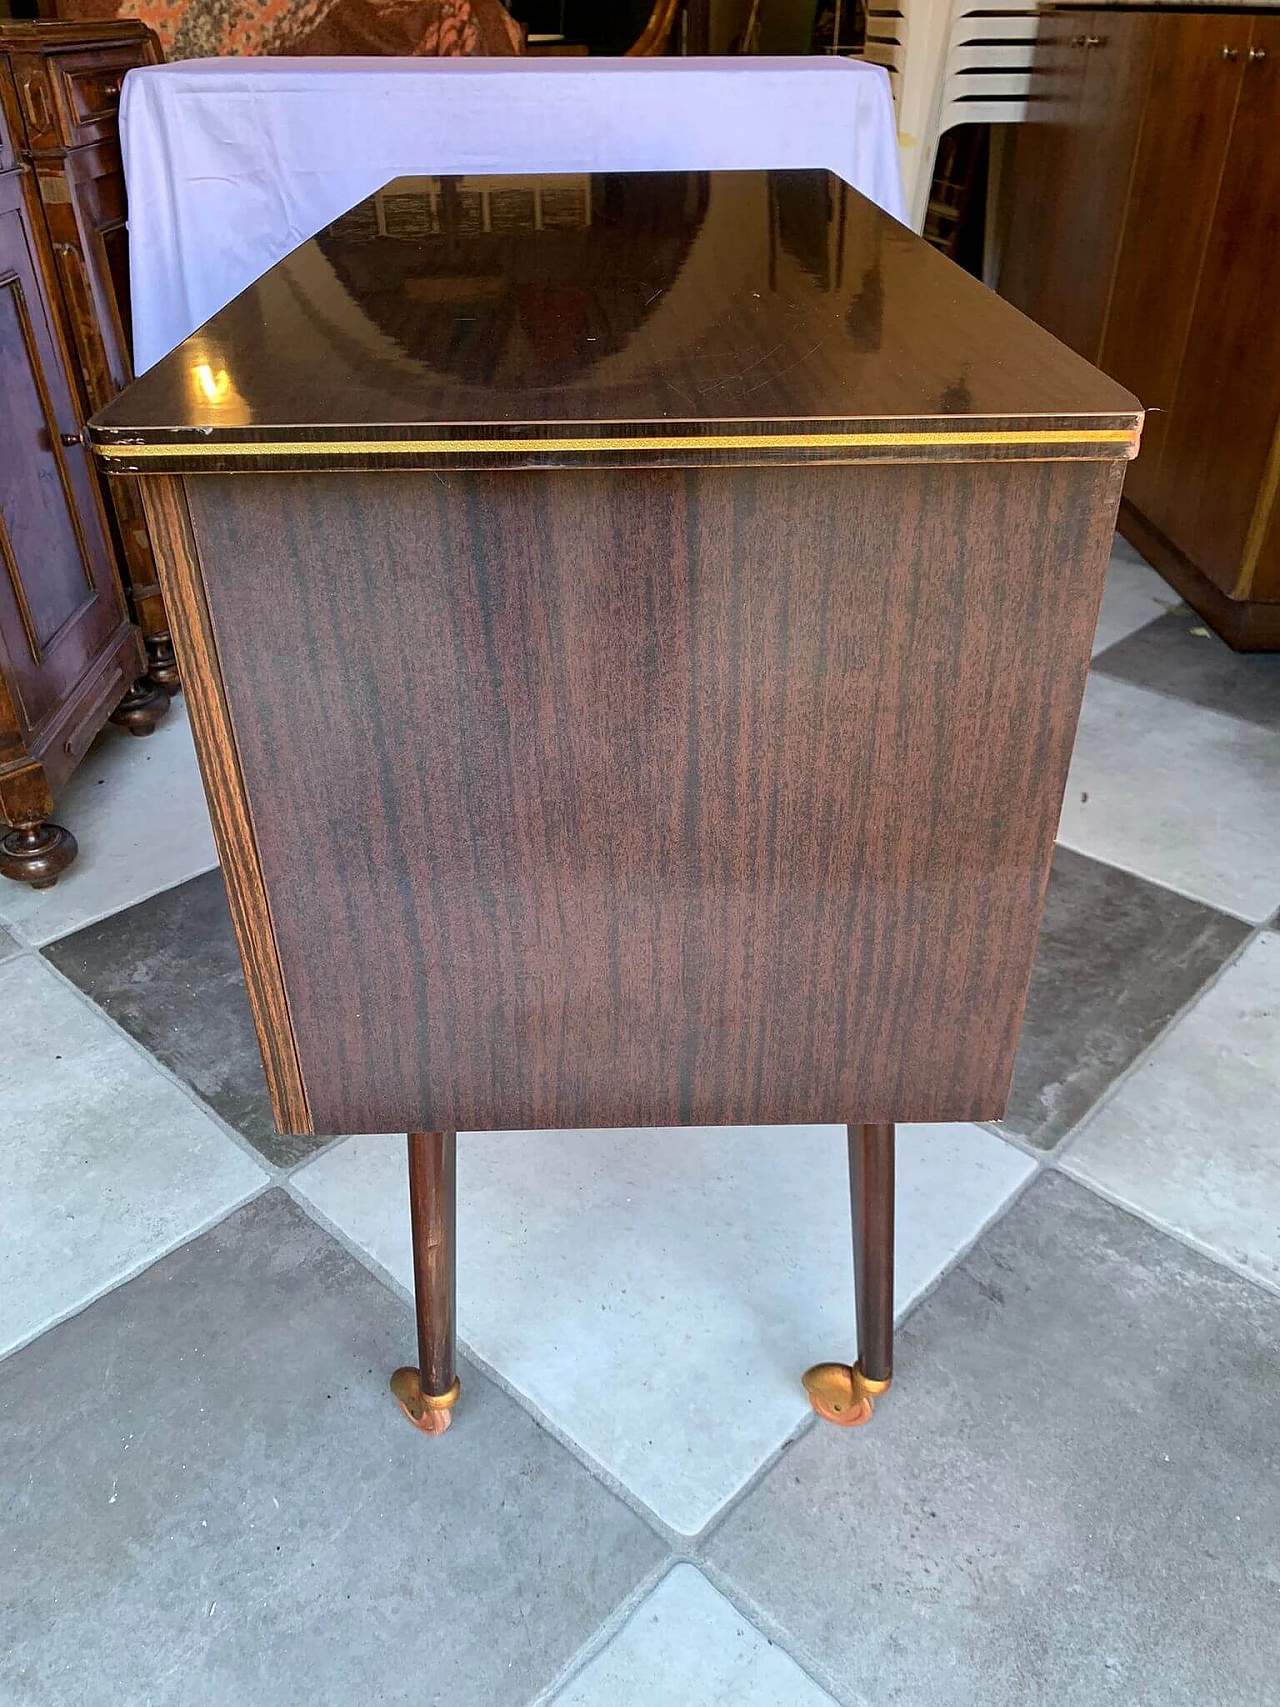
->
<box><xmin>0</xmin><ymin>165</ymin><xmax>125</xmax><ymax>748</ymax></box>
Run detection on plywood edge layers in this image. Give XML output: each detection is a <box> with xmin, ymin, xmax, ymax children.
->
<box><xmin>136</xmin><ymin>473</ymin><xmax>313</xmax><ymax>1134</ymax></box>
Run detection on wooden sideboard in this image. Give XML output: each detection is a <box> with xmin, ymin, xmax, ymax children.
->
<box><xmin>90</xmin><ymin>169</ymin><xmax>1138</xmax><ymax>1436</ymax></box>
<box><xmin>0</xmin><ymin>20</ymin><xmax>177</xmax><ymax>702</ymax></box>
<box><xmin>0</xmin><ymin>55</ymin><xmax>150</xmax><ymax>888</ymax></box>
<box><xmin>999</xmin><ymin>5</ymin><xmax>1280</xmax><ymax>649</ymax></box>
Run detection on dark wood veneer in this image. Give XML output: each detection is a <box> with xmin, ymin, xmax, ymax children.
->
<box><xmin>181</xmin><ymin>454</ymin><xmax>1120</xmax><ymax>1134</ymax></box>
<box><xmin>91</xmin><ymin>170</ymin><xmax>1139</xmax><ymax>472</ymax></box>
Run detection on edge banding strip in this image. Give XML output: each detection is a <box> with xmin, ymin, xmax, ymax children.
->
<box><xmin>95</xmin><ymin>427</ymin><xmax>1140</xmax><ymax>461</ymax></box>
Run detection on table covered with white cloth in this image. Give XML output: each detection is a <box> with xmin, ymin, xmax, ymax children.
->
<box><xmin>119</xmin><ymin>55</ymin><xmax>906</xmax><ymax>374</ymax></box>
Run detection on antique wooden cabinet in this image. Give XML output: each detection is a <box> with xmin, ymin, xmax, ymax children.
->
<box><xmin>1000</xmin><ymin>5</ymin><xmax>1280</xmax><ymax>648</ymax></box>
<box><xmin>90</xmin><ymin>170</ymin><xmax>1139</xmax><ymax>1435</ymax></box>
<box><xmin>0</xmin><ymin>19</ymin><xmax>176</xmax><ymax>708</ymax></box>
<box><xmin>0</xmin><ymin>74</ymin><xmax>145</xmax><ymax>888</ymax></box>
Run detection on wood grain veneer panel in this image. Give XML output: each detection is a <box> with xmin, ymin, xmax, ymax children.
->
<box><xmin>184</xmin><ymin>458</ymin><xmax>1122</xmax><ymax>1135</ymax></box>
<box><xmin>138</xmin><ymin>473</ymin><xmax>312</xmax><ymax>1132</ymax></box>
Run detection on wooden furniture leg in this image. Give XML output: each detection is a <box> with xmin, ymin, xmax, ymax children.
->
<box><xmin>803</xmin><ymin>1122</ymin><xmax>896</xmax><ymax>1426</ymax></box>
<box><xmin>390</xmin><ymin>1130</ymin><xmax>460</xmax><ymax>1434</ymax></box>
<box><xmin>109</xmin><ymin>677</ymin><xmax>171</xmax><ymax>736</ymax></box>
<box><xmin>0</xmin><ymin>820</ymin><xmax>77</xmax><ymax>889</ymax></box>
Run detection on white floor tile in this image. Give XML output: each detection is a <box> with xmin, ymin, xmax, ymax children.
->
<box><xmin>0</xmin><ymin>698</ymin><xmax>218</xmax><ymax>947</ymax></box>
<box><xmin>1091</xmin><ymin>539</ymin><xmax>1178</xmax><ymax>656</ymax></box>
<box><xmin>294</xmin><ymin>1121</ymin><xmax>1032</xmax><ymax>1534</ymax></box>
<box><xmin>0</xmin><ymin>959</ymin><xmax>267</xmax><ymax>1358</ymax></box>
<box><xmin>1063</xmin><ymin>934</ymin><xmax>1280</xmax><ymax>1290</ymax></box>
<box><xmin>1057</xmin><ymin>674</ymin><xmax>1280</xmax><ymax>923</ymax></box>
<box><xmin>552</xmin><ymin>1565</ymin><xmax>836</xmax><ymax>1707</ymax></box>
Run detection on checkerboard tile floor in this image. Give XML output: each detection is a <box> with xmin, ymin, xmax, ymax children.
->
<box><xmin>3</xmin><ymin>541</ymin><xmax>1279</xmax><ymax>1705</ymax></box>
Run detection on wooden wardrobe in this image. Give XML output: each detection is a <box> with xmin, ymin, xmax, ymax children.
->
<box><xmin>1000</xmin><ymin>5</ymin><xmax>1280</xmax><ymax>649</ymax></box>
<box><xmin>0</xmin><ymin>19</ymin><xmax>169</xmax><ymax>889</ymax></box>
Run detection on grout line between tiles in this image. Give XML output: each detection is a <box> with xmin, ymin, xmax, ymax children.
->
<box><xmin>523</xmin><ymin>1557</ymin><xmax>676</xmax><ymax>1707</ymax></box>
<box><xmin>1</xmin><ymin>855</ymin><xmax>224</xmax><ymax>952</ymax></box>
<box><xmin>279</xmin><ymin>1174</ymin><xmax>689</xmax><ymax>1550</ymax></box>
<box><xmin>1088</xmin><ymin>656</ymin><xmax>1280</xmax><ymax>739</ymax></box>
<box><xmin>33</xmin><ymin>952</ymin><xmax>291</xmax><ymax>1184</ymax></box>
<box><xmin>980</xmin><ymin>910</ymin><xmax>1265</xmax><ymax>1166</ymax></box>
<box><xmin>691</xmin><ymin>1556</ymin><xmax>855</xmax><ymax>1707</ymax></box>
<box><xmin>8</xmin><ymin>798</ymin><xmax>1278</xmax><ymax>1571</ymax></box>
<box><xmin>0</xmin><ymin>1178</ymin><xmax>275</xmax><ymax>1370</ymax></box>
<box><xmin>1050</xmin><ymin>832</ymin><xmax>1275</xmax><ymax>928</ymax></box>
<box><xmin>1050</xmin><ymin>1168</ymin><xmax>1280</xmax><ymax>1302</ymax></box>
<box><xmin>1048</xmin><ymin>919</ymin><xmax>1267</xmax><ymax>1170</ymax></box>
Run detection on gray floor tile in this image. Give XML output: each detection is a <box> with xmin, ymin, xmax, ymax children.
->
<box><xmin>706</xmin><ymin>1175</ymin><xmax>1280</xmax><ymax>1707</ymax></box>
<box><xmin>0</xmin><ymin>957</ymin><xmax>266</xmax><ymax>1359</ymax></box>
<box><xmin>552</xmin><ymin>1565</ymin><xmax>838</xmax><ymax>1706</ymax></box>
<box><xmin>1005</xmin><ymin>848</ymin><xmax>1248</xmax><ymax>1148</ymax></box>
<box><xmin>0</xmin><ymin>921</ymin><xmax>20</xmax><ymax>962</ymax></box>
<box><xmin>1094</xmin><ymin>608</ymin><xmax>1280</xmax><ymax>730</ymax></box>
<box><xmin>1090</xmin><ymin>539</ymin><xmax>1178</xmax><ymax>657</ymax></box>
<box><xmin>0</xmin><ymin>1192</ymin><xmax>664</xmax><ymax>1707</ymax></box>
<box><xmin>0</xmin><ymin>697</ymin><xmax>218</xmax><ymax>947</ymax></box>
<box><xmin>43</xmin><ymin>870</ymin><xmax>323</xmax><ymax>1168</ymax></box>
<box><xmin>1064</xmin><ymin>934</ymin><xmax>1280</xmax><ymax>1290</ymax></box>
<box><xmin>1057</xmin><ymin>674</ymin><xmax>1280</xmax><ymax>922</ymax></box>
<box><xmin>295</xmin><ymin>1122</ymin><xmax>1031</xmax><ymax>1535</ymax></box>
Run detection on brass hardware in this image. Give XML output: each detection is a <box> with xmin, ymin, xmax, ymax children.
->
<box><xmin>93</xmin><ymin>427</ymin><xmax>1142</xmax><ymax>463</ymax></box>
<box><xmin>100</xmin><ymin>76</ymin><xmax>122</xmax><ymax>100</ymax></box>
<box><xmin>1248</xmin><ymin>46</ymin><xmax>1266</xmax><ymax>62</ymax></box>
<box><xmin>802</xmin><ymin>1361</ymin><xmax>892</xmax><ymax>1427</ymax></box>
<box><xmin>1222</xmin><ymin>45</ymin><xmax>1240</xmax><ymax>60</ymax></box>
<box><xmin>390</xmin><ymin>1367</ymin><xmax>461</xmax><ymax>1435</ymax></box>
<box><xmin>59</xmin><ymin>432</ymin><xmax>81</xmax><ymax>448</ymax></box>
<box><xmin>1075</xmin><ymin>33</ymin><xmax>1104</xmax><ymax>49</ymax></box>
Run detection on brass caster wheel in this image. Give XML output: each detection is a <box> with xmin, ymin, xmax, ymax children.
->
<box><xmin>390</xmin><ymin>1367</ymin><xmax>460</xmax><ymax>1435</ymax></box>
<box><xmin>802</xmin><ymin>1361</ymin><xmax>891</xmax><ymax>1427</ymax></box>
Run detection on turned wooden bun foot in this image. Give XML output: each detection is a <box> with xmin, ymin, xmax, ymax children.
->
<box><xmin>110</xmin><ymin>677</ymin><xmax>171</xmax><ymax>736</ymax></box>
<box><xmin>802</xmin><ymin>1361</ymin><xmax>891</xmax><ymax>1428</ymax></box>
<box><xmin>0</xmin><ymin>821</ymin><xmax>77</xmax><ymax>889</ymax></box>
<box><xmin>145</xmin><ymin>634</ymin><xmax>182</xmax><ymax>697</ymax></box>
<box><xmin>390</xmin><ymin>1367</ymin><xmax>460</xmax><ymax>1435</ymax></box>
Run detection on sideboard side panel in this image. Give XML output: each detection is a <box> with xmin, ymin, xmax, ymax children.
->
<box><xmin>138</xmin><ymin>473</ymin><xmax>313</xmax><ymax>1134</ymax></box>
<box><xmin>184</xmin><ymin>459</ymin><xmax>1121</xmax><ymax>1135</ymax></box>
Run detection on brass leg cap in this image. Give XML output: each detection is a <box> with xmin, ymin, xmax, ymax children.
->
<box><xmin>390</xmin><ymin>1367</ymin><xmax>460</xmax><ymax>1435</ymax></box>
<box><xmin>802</xmin><ymin>1361</ymin><xmax>891</xmax><ymax>1427</ymax></box>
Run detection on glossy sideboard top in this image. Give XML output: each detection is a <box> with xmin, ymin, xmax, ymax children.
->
<box><xmin>91</xmin><ymin>169</ymin><xmax>1141</xmax><ymax>472</ymax></box>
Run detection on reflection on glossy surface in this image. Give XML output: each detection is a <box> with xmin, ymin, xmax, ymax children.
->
<box><xmin>317</xmin><ymin>173</ymin><xmax>708</xmax><ymax>388</ymax></box>
<box><xmin>93</xmin><ymin>169</ymin><xmax>1141</xmax><ymax>443</ymax></box>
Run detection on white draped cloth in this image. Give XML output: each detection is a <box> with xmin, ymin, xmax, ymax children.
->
<box><xmin>119</xmin><ymin>55</ymin><xmax>906</xmax><ymax>374</ymax></box>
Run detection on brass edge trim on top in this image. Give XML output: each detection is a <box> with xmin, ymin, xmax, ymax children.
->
<box><xmin>94</xmin><ymin>427</ymin><xmax>1141</xmax><ymax>460</ymax></box>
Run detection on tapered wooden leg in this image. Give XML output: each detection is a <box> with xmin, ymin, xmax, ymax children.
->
<box><xmin>803</xmin><ymin>1122</ymin><xmax>895</xmax><ymax>1426</ymax></box>
<box><xmin>390</xmin><ymin>1130</ymin><xmax>460</xmax><ymax>1435</ymax></box>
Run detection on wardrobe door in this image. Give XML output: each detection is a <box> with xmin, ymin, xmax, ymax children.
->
<box><xmin>1099</xmin><ymin>12</ymin><xmax>1248</xmax><ymax>527</ymax></box>
<box><xmin>1156</xmin><ymin>18</ymin><xmax>1280</xmax><ymax>597</ymax></box>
